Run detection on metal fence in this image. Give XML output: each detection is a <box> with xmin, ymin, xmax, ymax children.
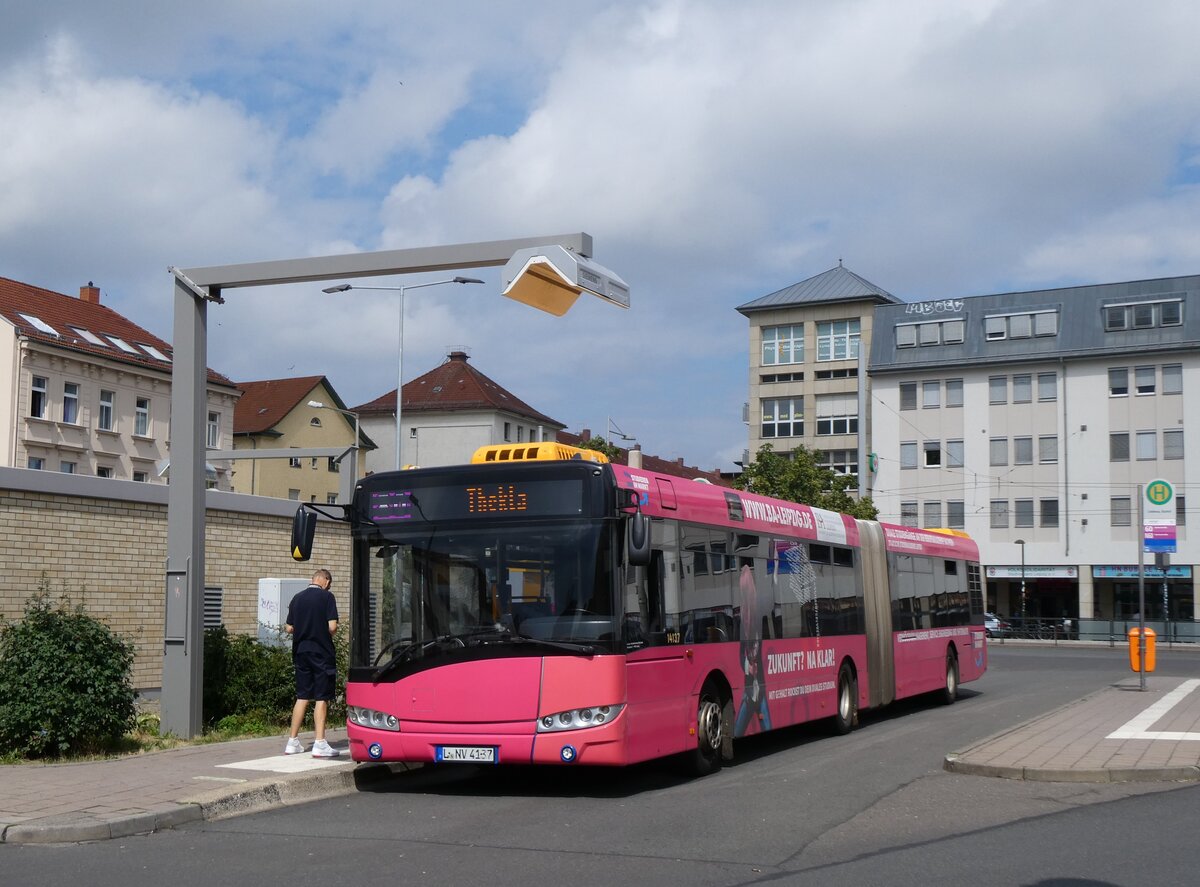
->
<box><xmin>989</xmin><ymin>617</ymin><xmax>1200</xmax><ymax>647</ymax></box>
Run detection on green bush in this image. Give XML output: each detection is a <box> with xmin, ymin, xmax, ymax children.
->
<box><xmin>0</xmin><ymin>587</ymin><xmax>136</xmax><ymax>758</ymax></box>
<box><xmin>203</xmin><ymin>627</ymin><xmax>349</xmax><ymax>731</ymax></box>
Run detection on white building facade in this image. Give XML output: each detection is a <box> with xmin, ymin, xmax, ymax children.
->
<box><xmin>867</xmin><ymin>275</ymin><xmax>1199</xmax><ymax>626</ymax></box>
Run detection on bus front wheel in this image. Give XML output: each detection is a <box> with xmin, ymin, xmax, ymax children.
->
<box><xmin>832</xmin><ymin>662</ymin><xmax>858</xmax><ymax>735</ymax></box>
<box><xmin>688</xmin><ymin>681</ymin><xmax>729</xmax><ymax>776</ymax></box>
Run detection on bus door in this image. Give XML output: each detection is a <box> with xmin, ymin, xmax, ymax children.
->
<box><xmin>856</xmin><ymin>520</ymin><xmax>893</xmax><ymax>708</ymax></box>
<box><xmin>624</xmin><ymin>527</ymin><xmax>692</xmax><ymax>761</ymax></box>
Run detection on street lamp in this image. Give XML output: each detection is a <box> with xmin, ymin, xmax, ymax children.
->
<box><xmin>607</xmin><ymin>417</ymin><xmax>635</xmax><ymax>447</ymax></box>
<box><xmin>1014</xmin><ymin>539</ymin><xmax>1027</xmax><ymax>626</ymax></box>
<box><xmin>323</xmin><ymin>276</ymin><xmax>484</xmax><ymax>470</ymax></box>
<box><xmin>307</xmin><ymin>400</ymin><xmax>360</xmax><ymax>502</ymax></box>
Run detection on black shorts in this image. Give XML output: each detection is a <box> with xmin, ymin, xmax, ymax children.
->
<box><xmin>294</xmin><ymin>651</ymin><xmax>336</xmax><ymax>701</ymax></box>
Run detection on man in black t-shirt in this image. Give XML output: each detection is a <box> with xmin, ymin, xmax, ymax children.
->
<box><xmin>284</xmin><ymin>568</ymin><xmax>340</xmax><ymax>757</ymax></box>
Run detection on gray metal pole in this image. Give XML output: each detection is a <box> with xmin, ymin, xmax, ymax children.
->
<box><xmin>162</xmin><ymin>278</ymin><xmax>209</xmax><ymax>738</ymax></box>
<box><xmin>1137</xmin><ymin>484</ymin><xmax>1146</xmax><ymax>690</ymax></box>
<box><xmin>396</xmin><ymin>286</ymin><xmax>405</xmax><ymax>471</ymax></box>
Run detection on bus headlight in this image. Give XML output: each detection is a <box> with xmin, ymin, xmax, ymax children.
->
<box><xmin>536</xmin><ymin>704</ymin><xmax>623</xmax><ymax>732</ymax></box>
<box><xmin>348</xmin><ymin>706</ymin><xmax>400</xmax><ymax>732</ymax></box>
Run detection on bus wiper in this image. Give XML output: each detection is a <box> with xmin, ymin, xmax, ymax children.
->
<box><xmin>503</xmin><ymin>635</ymin><xmax>598</xmax><ymax>655</ymax></box>
<box><xmin>371</xmin><ymin>636</ymin><xmax>457</xmax><ymax>681</ymax></box>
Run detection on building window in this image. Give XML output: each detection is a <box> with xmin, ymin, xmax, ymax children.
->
<box><xmin>900</xmin><ymin>442</ymin><xmax>918</xmax><ymax>469</ymax></box>
<box><xmin>62</xmin><ymin>382</ymin><xmax>79</xmax><ymax>424</ymax></box>
<box><xmin>1040</xmin><ymin>499</ymin><xmax>1059</xmax><ymax>528</ymax></box>
<box><xmin>1104</xmin><ymin>305</ymin><xmax>1127</xmax><ymax>331</ymax></box>
<box><xmin>327</xmin><ymin>493</ymin><xmax>338</xmax><ymax>505</ymax></box>
<box><xmin>762</xmin><ymin>324</ymin><xmax>803</xmax><ymax>365</ymax></box>
<box><xmin>762</xmin><ymin>396</ymin><xmax>803</xmax><ymax>438</ymax></box>
<box><xmin>207</xmin><ymin>411</ymin><xmax>220</xmax><ymax>449</ymax></box>
<box><xmin>310</xmin><ymin>417</ymin><xmax>322</xmax><ymax>427</ymax></box>
<box><xmin>990</xmin><ymin>500</ymin><xmax>1009</xmax><ymax>529</ymax></box>
<box><xmin>919</xmin><ymin>323</ymin><xmax>941</xmax><ymax>346</ymax></box>
<box><xmin>98</xmin><ymin>390</ymin><xmax>115</xmax><ymax>431</ymax></box>
<box><xmin>896</xmin><ymin>325</ymin><xmax>917</xmax><ymax>348</ymax></box>
<box><xmin>1111</xmin><ymin>497</ymin><xmax>1132</xmax><ymax>527</ymax></box>
<box><xmin>97</xmin><ymin>466</ymin><xmax>113</xmax><ymax>478</ymax></box>
<box><xmin>1034</xmin><ymin>312</ymin><xmax>1058</xmax><ymax>336</ymax></box>
<box><xmin>817</xmin><ymin>449</ymin><xmax>858</xmax><ymax>476</ymax></box>
<box><xmin>989</xmin><ymin>438</ymin><xmax>1008</xmax><ymax>466</ymax></box>
<box><xmin>816</xmin><ymin>319</ymin><xmax>859</xmax><ymax>361</ymax></box>
<box><xmin>1135</xmin><ymin>366</ymin><xmax>1156</xmax><ymax>396</ymax></box>
<box><xmin>503</xmin><ymin>422</ymin><xmax>512</xmax><ymax>441</ymax></box>
<box><xmin>1109</xmin><ymin>433</ymin><xmax>1130</xmax><ymax>462</ymax></box>
<box><xmin>989</xmin><ymin>376</ymin><xmax>1007</xmax><ymax>404</ymax></box>
<box><xmin>815</xmin><ymin>394</ymin><xmax>857</xmax><ymax>436</ymax></box>
<box><xmin>28</xmin><ymin>457</ymin><xmax>45</xmax><ymax>470</ymax></box>
<box><xmin>1136</xmin><ymin>431</ymin><xmax>1157</xmax><ymax>460</ymax></box>
<box><xmin>288</xmin><ymin>489</ymin><xmax>301</xmax><ymax>500</ymax></box>
<box><xmin>1162</xmin><ymin>301</ymin><xmax>1183</xmax><ymax>325</ymax></box>
<box><xmin>985</xmin><ymin>317</ymin><xmax>1007</xmax><ymax>340</ymax></box>
<box><xmin>946</xmin><ymin>379</ymin><xmax>963</xmax><ymax>407</ymax></box>
<box><xmin>60</xmin><ymin>461</ymin><xmax>76</xmax><ymax>474</ymax></box>
<box><xmin>1014</xmin><ymin>437</ymin><xmax>1033</xmax><ymax>465</ymax></box>
<box><xmin>1106</xmin><ymin>300</ymin><xmax>1183</xmax><ymax>331</ymax></box>
<box><xmin>923</xmin><ymin>441</ymin><xmax>942</xmax><ymax>467</ymax></box>
<box><xmin>947</xmin><ymin>501</ymin><xmax>965</xmax><ymax>529</ymax></box>
<box><xmin>1012</xmin><ymin>374</ymin><xmax>1032</xmax><ymax>403</ymax></box>
<box><xmin>942</xmin><ymin>320</ymin><xmax>964</xmax><ymax>343</ymax></box>
<box><xmin>922</xmin><ymin>381</ymin><xmax>940</xmax><ymax>409</ymax></box>
<box><xmin>1039</xmin><ymin>435</ymin><xmax>1058</xmax><ymax>463</ymax></box>
<box><xmin>1178</xmin><ymin>496</ymin><xmax>1187</xmax><ymax>527</ymax></box>
<box><xmin>900</xmin><ymin>502</ymin><xmax>918</xmax><ymax>527</ymax></box>
<box><xmin>135</xmin><ymin>398</ymin><xmax>150</xmax><ymax>436</ymax></box>
<box><xmin>946</xmin><ymin>439</ymin><xmax>964</xmax><ymax>468</ymax></box>
<box><xmin>1133</xmin><ymin>303</ymin><xmax>1155</xmax><ymax>328</ymax></box>
<box><xmin>1108</xmin><ymin>368</ymin><xmax>1128</xmax><ymax>396</ymax></box>
<box><xmin>1009</xmin><ymin>314</ymin><xmax>1032</xmax><ymax>339</ymax></box>
<box><xmin>133</xmin><ymin>471</ymin><xmax>149</xmax><ymax>482</ymax></box>
<box><xmin>1163</xmin><ymin>364</ymin><xmax>1183</xmax><ymax>395</ymax></box>
<box><xmin>1014</xmin><ymin>499</ymin><xmax>1034</xmax><ymax>528</ymax></box>
<box><xmin>327</xmin><ymin>456</ymin><xmax>339</xmax><ymax>472</ymax></box>
<box><xmin>1164</xmin><ymin>429</ymin><xmax>1184</xmax><ymax>460</ymax></box>
<box><xmin>900</xmin><ymin>383</ymin><xmax>917</xmax><ymax>411</ymax></box>
<box><xmin>924</xmin><ymin>501</ymin><xmax>942</xmax><ymax>527</ymax></box>
<box><xmin>30</xmin><ymin>376</ymin><xmax>48</xmax><ymax>419</ymax></box>
<box><xmin>1037</xmin><ymin>372</ymin><xmax>1057</xmax><ymax>401</ymax></box>
<box><xmin>289</xmin><ymin>449</ymin><xmax>302</xmax><ymax>468</ymax></box>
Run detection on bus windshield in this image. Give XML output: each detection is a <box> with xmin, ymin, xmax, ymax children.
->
<box><xmin>359</xmin><ymin>520</ymin><xmax>617</xmax><ymax>669</ymax></box>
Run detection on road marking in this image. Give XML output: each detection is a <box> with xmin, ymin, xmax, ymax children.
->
<box><xmin>192</xmin><ymin>776</ymin><xmax>247</xmax><ymax>783</ymax></box>
<box><xmin>217</xmin><ymin>753</ymin><xmax>352</xmax><ymax>774</ymax></box>
<box><xmin>1107</xmin><ymin>678</ymin><xmax>1200</xmax><ymax>740</ymax></box>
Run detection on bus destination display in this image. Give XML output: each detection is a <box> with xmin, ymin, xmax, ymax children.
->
<box><xmin>368</xmin><ymin>479</ymin><xmax>584</xmax><ymax>523</ymax></box>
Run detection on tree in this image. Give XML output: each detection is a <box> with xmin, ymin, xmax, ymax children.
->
<box><xmin>735</xmin><ymin>443</ymin><xmax>878</xmax><ymax>519</ymax></box>
<box><xmin>576</xmin><ymin>435</ymin><xmax>623</xmax><ymax>463</ymax></box>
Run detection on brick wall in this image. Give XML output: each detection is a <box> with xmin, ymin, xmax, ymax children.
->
<box><xmin>0</xmin><ymin>469</ymin><xmax>350</xmax><ymax>690</ymax></box>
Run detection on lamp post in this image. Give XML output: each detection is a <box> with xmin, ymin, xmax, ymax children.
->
<box><xmin>307</xmin><ymin>400</ymin><xmax>360</xmax><ymax>502</ymax></box>
<box><xmin>1014</xmin><ymin>539</ymin><xmax>1027</xmax><ymax>628</ymax></box>
<box><xmin>606</xmin><ymin>417</ymin><xmax>635</xmax><ymax>447</ymax></box>
<box><xmin>324</xmin><ymin>277</ymin><xmax>483</xmax><ymax>470</ymax></box>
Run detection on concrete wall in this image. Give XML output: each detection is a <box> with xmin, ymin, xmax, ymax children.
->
<box><xmin>0</xmin><ymin>467</ymin><xmax>350</xmax><ymax>691</ymax></box>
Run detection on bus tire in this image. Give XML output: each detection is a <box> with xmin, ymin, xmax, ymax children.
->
<box><xmin>940</xmin><ymin>648</ymin><xmax>959</xmax><ymax>705</ymax></box>
<box><xmin>832</xmin><ymin>662</ymin><xmax>858</xmax><ymax>735</ymax></box>
<box><xmin>687</xmin><ymin>680</ymin><xmax>727</xmax><ymax>776</ymax></box>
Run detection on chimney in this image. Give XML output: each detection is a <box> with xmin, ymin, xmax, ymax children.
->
<box><xmin>79</xmin><ymin>281</ymin><xmax>100</xmax><ymax>304</ymax></box>
<box><xmin>448</xmin><ymin>350</ymin><xmax>469</xmax><ymax>362</ymax></box>
<box><xmin>628</xmin><ymin>444</ymin><xmax>643</xmax><ymax>469</ymax></box>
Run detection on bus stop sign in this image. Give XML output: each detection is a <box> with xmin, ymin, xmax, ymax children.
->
<box><xmin>1144</xmin><ymin>478</ymin><xmax>1176</xmax><ymax>553</ymax></box>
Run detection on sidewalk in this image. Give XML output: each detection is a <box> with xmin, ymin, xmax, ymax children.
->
<box><xmin>0</xmin><ymin>729</ymin><xmax>412</xmax><ymax>845</ymax></box>
<box><xmin>945</xmin><ymin>675</ymin><xmax>1200</xmax><ymax>783</ymax></box>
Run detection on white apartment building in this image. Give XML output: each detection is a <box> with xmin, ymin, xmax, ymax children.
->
<box><xmin>867</xmin><ymin>275</ymin><xmax>1199</xmax><ymax>625</ymax></box>
<box><xmin>0</xmin><ymin>277</ymin><xmax>240</xmax><ymax>486</ymax></box>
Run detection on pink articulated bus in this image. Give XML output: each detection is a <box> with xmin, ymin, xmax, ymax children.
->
<box><xmin>291</xmin><ymin>444</ymin><xmax>986</xmax><ymax>775</ymax></box>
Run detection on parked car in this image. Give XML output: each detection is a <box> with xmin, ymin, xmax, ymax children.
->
<box><xmin>985</xmin><ymin>612</ymin><xmax>1011</xmax><ymax>638</ymax></box>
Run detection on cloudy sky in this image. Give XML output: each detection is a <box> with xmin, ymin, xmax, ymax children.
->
<box><xmin>4</xmin><ymin>1</ymin><xmax>1200</xmax><ymax>471</ymax></box>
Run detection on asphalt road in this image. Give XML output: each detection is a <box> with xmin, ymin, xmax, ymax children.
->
<box><xmin>4</xmin><ymin>645</ymin><xmax>1198</xmax><ymax>887</ymax></box>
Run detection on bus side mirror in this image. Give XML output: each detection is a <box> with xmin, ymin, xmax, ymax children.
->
<box><xmin>627</xmin><ymin>512</ymin><xmax>651</xmax><ymax>567</ymax></box>
<box><xmin>291</xmin><ymin>507</ymin><xmax>317</xmax><ymax>561</ymax></box>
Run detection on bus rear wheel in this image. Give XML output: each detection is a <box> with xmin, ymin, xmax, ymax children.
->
<box><xmin>940</xmin><ymin>649</ymin><xmax>959</xmax><ymax>705</ymax></box>
<box><xmin>687</xmin><ymin>681</ymin><xmax>729</xmax><ymax>776</ymax></box>
<box><xmin>831</xmin><ymin>662</ymin><xmax>858</xmax><ymax>735</ymax></box>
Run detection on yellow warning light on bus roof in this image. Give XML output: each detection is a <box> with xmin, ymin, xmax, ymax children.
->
<box><xmin>471</xmin><ymin>443</ymin><xmax>609</xmax><ymax>464</ymax></box>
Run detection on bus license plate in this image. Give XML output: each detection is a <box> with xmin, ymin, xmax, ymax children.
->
<box><xmin>436</xmin><ymin>745</ymin><xmax>497</xmax><ymax>763</ymax></box>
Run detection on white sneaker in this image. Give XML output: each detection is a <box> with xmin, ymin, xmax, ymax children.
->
<box><xmin>284</xmin><ymin>737</ymin><xmax>304</xmax><ymax>755</ymax></box>
<box><xmin>311</xmin><ymin>739</ymin><xmax>338</xmax><ymax>758</ymax></box>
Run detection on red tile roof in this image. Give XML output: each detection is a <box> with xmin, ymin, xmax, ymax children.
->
<box><xmin>233</xmin><ymin>376</ymin><xmax>327</xmax><ymax>435</ymax></box>
<box><xmin>558</xmin><ymin>428</ymin><xmax>731</xmax><ymax>486</ymax></box>
<box><xmin>352</xmin><ymin>351</ymin><xmax>563</xmax><ymax>428</ymax></box>
<box><xmin>0</xmin><ymin>276</ymin><xmax>235</xmax><ymax>386</ymax></box>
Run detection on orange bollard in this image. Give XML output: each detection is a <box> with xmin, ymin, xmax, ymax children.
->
<box><xmin>1128</xmin><ymin>627</ymin><xmax>1157</xmax><ymax>672</ymax></box>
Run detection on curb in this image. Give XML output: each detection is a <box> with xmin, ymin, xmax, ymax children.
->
<box><xmin>0</xmin><ymin>761</ymin><xmax>417</xmax><ymax>844</ymax></box>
